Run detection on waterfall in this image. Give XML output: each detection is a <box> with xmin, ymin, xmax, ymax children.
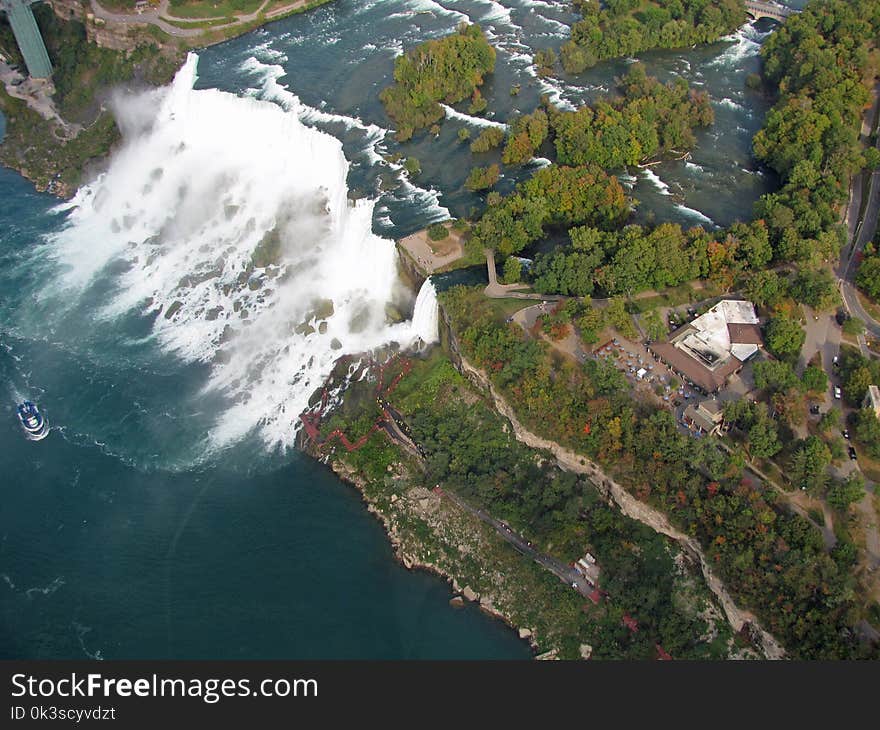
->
<box><xmin>46</xmin><ymin>52</ymin><xmax>432</xmax><ymax>452</ymax></box>
<box><xmin>410</xmin><ymin>278</ymin><xmax>439</xmax><ymax>346</ymax></box>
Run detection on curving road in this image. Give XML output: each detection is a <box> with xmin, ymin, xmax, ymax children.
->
<box><xmin>838</xmin><ymin>82</ymin><xmax>880</xmax><ymax>339</ymax></box>
<box><xmin>88</xmin><ymin>0</ymin><xmax>314</xmax><ymax>40</ymax></box>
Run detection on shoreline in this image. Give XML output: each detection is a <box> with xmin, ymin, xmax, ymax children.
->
<box><xmin>297</xmin><ymin>333</ymin><xmax>753</xmax><ymax>660</ymax></box>
<box><xmin>307</xmin><ymin>450</ymin><xmax>542</xmax><ymax>658</ymax></box>
<box><xmin>0</xmin><ymin>0</ymin><xmax>337</xmax><ymax>197</ymax></box>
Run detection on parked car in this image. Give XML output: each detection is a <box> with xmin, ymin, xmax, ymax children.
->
<box><xmin>834</xmin><ymin>386</ymin><xmax>842</xmax><ymax>399</ymax></box>
<box><xmin>832</xmin><ymin>354</ymin><xmax>839</xmax><ymax>368</ymax></box>
<box><xmin>848</xmin><ymin>446</ymin><xmax>858</xmax><ymax>461</ymax></box>
<box><xmin>843</xmin><ymin>429</ymin><xmax>850</xmax><ymax>440</ymax></box>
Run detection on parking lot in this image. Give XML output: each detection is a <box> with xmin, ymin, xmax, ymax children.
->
<box><xmin>592</xmin><ymin>336</ymin><xmax>700</xmax><ymax>411</ymax></box>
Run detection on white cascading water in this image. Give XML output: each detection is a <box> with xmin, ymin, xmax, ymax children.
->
<box><xmin>410</xmin><ymin>278</ymin><xmax>439</xmax><ymax>346</ymax></box>
<box><xmin>49</xmin><ymin>53</ymin><xmax>436</xmax><ymax>452</ymax></box>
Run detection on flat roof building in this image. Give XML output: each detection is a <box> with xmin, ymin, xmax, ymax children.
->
<box><xmin>683</xmin><ymin>398</ymin><xmax>725</xmax><ymax>436</ymax></box>
<box><xmin>650</xmin><ymin>300</ymin><xmax>762</xmax><ymax>394</ymax></box>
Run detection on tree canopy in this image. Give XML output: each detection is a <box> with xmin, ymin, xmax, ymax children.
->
<box><xmin>380</xmin><ymin>24</ymin><xmax>496</xmax><ymax>141</ymax></box>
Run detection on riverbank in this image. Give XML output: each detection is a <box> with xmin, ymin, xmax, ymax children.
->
<box><xmin>0</xmin><ymin>0</ymin><xmax>336</xmax><ymax>195</ymax></box>
<box><xmin>314</xmin><ymin>453</ymin><xmax>545</xmax><ymax>655</ymax></box>
<box><xmin>300</xmin><ymin>348</ymin><xmax>749</xmax><ymax>660</ymax></box>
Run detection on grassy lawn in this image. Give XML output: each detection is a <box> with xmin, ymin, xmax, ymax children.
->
<box><xmin>487</xmin><ymin>298</ymin><xmax>532</xmax><ymax>322</ymax></box>
<box><xmin>857</xmin><ymin>449</ymin><xmax>880</xmax><ymax>484</ymax></box>
<box><xmin>161</xmin><ymin>15</ymin><xmax>234</xmax><ymax>28</ymax></box>
<box><xmin>434</xmin><ymin>244</ymin><xmax>485</xmax><ymax>273</ymax></box>
<box><xmin>167</xmin><ymin>0</ymin><xmax>264</xmax><ymax>19</ymax></box>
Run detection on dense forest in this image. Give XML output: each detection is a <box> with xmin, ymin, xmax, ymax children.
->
<box><xmin>385</xmin><ymin>355</ymin><xmax>732</xmax><ymax>659</ymax></box>
<box><xmin>856</xmin><ymin>232</ymin><xmax>880</xmax><ymax>302</ymax></box>
<box><xmin>468</xmin><ymin>164</ymin><xmax>630</xmax><ymax>257</ymax></box>
<box><xmin>440</xmin><ymin>285</ymin><xmax>875</xmax><ymax>659</ymax></box>
<box><xmin>379</xmin><ymin>23</ymin><xmax>496</xmax><ymax>141</ymax></box>
<box><xmin>467</xmin><ymin>65</ymin><xmax>714</xmax><ymax>263</ymax></box>
<box><xmin>752</xmin><ymin>0</ymin><xmax>880</xmax><ymax>263</ymax></box>
<box><xmin>552</xmin><ymin>63</ymin><xmax>714</xmax><ymax>168</ymax></box>
<box><xmin>560</xmin><ymin>0</ymin><xmax>745</xmax><ymax>74</ymax></box>
<box><xmin>529</xmin><ymin>219</ymin><xmax>771</xmax><ymax>297</ymax></box>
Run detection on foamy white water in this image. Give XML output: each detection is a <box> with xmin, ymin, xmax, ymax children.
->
<box><xmin>49</xmin><ymin>54</ymin><xmax>433</xmax><ymax>453</ymax></box>
<box><xmin>639</xmin><ymin>167</ymin><xmax>671</xmax><ymax>195</ymax></box>
<box><xmin>441</xmin><ymin>103</ymin><xmax>508</xmax><ymax>130</ymax></box>
<box><xmin>674</xmin><ymin>204</ymin><xmax>715</xmax><ymax>227</ymax></box>
<box><xmin>709</xmin><ymin>22</ymin><xmax>770</xmax><ymax>68</ymax></box>
<box><xmin>410</xmin><ymin>278</ymin><xmax>439</xmax><ymax>344</ymax></box>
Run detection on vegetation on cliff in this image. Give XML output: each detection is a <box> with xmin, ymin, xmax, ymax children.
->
<box><xmin>440</xmin><ymin>285</ymin><xmax>876</xmax><ymax>659</ymax></box>
<box><xmin>316</xmin><ymin>351</ymin><xmax>734</xmax><ymax>659</ymax></box>
<box><xmin>379</xmin><ymin>23</ymin><xmax>496</xmax><ymax>141</ymax></box>
<box><xmin>0</xmin><ymin>7</ymin><xmax>181</xmax><ymax>193</ymax></box>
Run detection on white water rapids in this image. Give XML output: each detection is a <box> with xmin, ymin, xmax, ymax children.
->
<box><xmin>49</xmin><ymin>53</ymin><xmax>438</xmax><ymax>453</ymax></box>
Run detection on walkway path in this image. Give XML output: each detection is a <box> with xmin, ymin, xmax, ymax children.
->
<box><xmin>0</xmin><ymin>59</ymin><xmax>77</xmax><ymax>135</ymax></box>
<box><xmin>451</xmin><ymin>349</ymin><xmax>786</xmax><ymax>658</ymax></box>
<box><xmin>89</xmin><ymin>0</ymin><xmax>316</xmax><ymax>41</ymax></box>
<box><xmin>438</xmin><ymin>488</ymin><xmax>596</xmax><ymax>598</ymax></box>
<box><xmin>484</xmin><ymin>249</ymin><xmax>562</xmax><ymax>300</ymax></box>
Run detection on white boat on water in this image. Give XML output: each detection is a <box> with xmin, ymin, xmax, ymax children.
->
<box><xmin>16</xmin><ymin>401</ymin><xmax>49</xmax><ymax>441</ymax></box>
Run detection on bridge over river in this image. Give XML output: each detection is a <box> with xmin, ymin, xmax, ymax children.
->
<box><xmin>744</xmin><ymin>1</ymin><xmax>796</xmax><ymax>23</ymax></box>
<box><xmin>1</xmin><ymin>0</ymin><xmax>52</xmax><ymax>78</ymax></box>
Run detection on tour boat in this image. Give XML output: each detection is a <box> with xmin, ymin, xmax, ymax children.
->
<box><xmin>16</xmin><ymin>401</ymin><xmax>49</xmax><ymax>441</ymax></box>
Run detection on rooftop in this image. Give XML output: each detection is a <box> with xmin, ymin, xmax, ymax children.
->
<box><xmin>652</xmin><ymin>300</ymin><xmax>761</xmax><ymax>393</ymax></box>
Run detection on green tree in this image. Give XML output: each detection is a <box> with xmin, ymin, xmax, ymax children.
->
<box><xmin>470</xmin><ymin>126</ymin><xmax>506</xmax><ymax>153</ymax></box>
<box><xmin>853</xmin><ymin>410</ymin><xmax>880</xmax><ymax>458</ymax></box>
<box><xmin>428</xmin><ymin>222</ymin><xmax>450</xmax><ymax>241</ymax></box>
<box><xmin>790</xmin><ymin>267</ymin><xmax>840</xmax><ymax>311</ymax></box>
<box><xmin>404</xmin><ymin>157</ymin><xmax>421</xmax><ymax>176</ymax></box>
<box><xmin>748</xmin><ymin>416</ymin><xmax>782</xmax><ymax>459</ymax></box>
<box><xmin>765</xmin><ymin>316</ymin><xmax>805</xmax><ymax>362</ymax></box>
<box><xmin>743</xmin><ymin>269</ymin><xmax>787</xmax><ymax>308</ymax></box>
<box><xmin>856</xmin><ymin>255</ymin><xmax>880</xmax><ymax>300</ymax></box>
<box><xmin>465</xmin><ymin>164</ymin><xmax>501</xmax><ymax>191</ymax></box>
<box><xmin>844</xmin><ymin>366</ymin><xmax>873</xmax><ymax>404</ymax></box>
<box><xmin>842</xmin><ymin>317</ymin><xmax>864</xmax><ymax>336</ymax></box>
<box><xmin>753</xmin><ymin>360</ymin><xmax>798</xmax><ymax>392</ymax></box>
<box><xmin>827</xmin><ymin>473</ymin><xmax>865</xmax><ymax>510</ymax></box>
<box><xmin>817</xmin><ymin>408</ymin><xmax>839</xmax><ymax>432</ymax></box>
<box><xmin>501</xmin><ymin>256</ymin><xmax>522</xmax><ymax>284</ymax></box>
<box><xmin>379</xmin><ymin>24</ymin><xmax>496</xmax><ymax>141</ymax></box>
<box><xmin>642</xmin><ymin>309</ymin><xmax>666</xmax><ymax>342</ymax></box>
<box><xmin>789</xmin><ymin>436</ymin><xmax>832</xmax><ymax>493</ymax></box>
<box><xmin>801</xmin><ymin>365</ymin><xmax>828</xmax><ymax>393</ymax></box>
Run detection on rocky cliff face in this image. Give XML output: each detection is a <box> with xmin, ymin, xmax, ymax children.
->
<box><xmin>50</xmin><ymin>0</ymin><xmax>87</xmax><ymax>22</ymax></box>
<box><xmin>48</xmin><ymin>0</ymin><xmax>163</xmax><ymax>52</ymax></box>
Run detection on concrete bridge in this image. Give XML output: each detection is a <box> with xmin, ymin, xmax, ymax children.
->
<box><xmin>744</xmin><ymin>1</ymin><xmax>796</xmax><ymax>23</ymax></box>
<box><xmin>0</xmin><ymin>0</ymin><xmax>52</xmax><ymax>78</ymax></box>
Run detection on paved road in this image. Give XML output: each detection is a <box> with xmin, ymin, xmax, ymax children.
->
<box><xmin>439</xmin><ymin>487</ymin><xmax>596</xmax><ymax>597</ymax></box>
<box><xmin>89</xmin><ymin>0</ymin><xmax>311</xmax><ymax>40</ymax></box>
<box><xmin>838</xmin><ymin>82</ymin><xmax>880</xmax><ymax>339</ymax></box>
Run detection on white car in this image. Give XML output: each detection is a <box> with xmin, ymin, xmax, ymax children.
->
<box><xmin>834</xmin><ymin>386</ymin><xmax>841</xmax><ymax>399</ymax></box>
